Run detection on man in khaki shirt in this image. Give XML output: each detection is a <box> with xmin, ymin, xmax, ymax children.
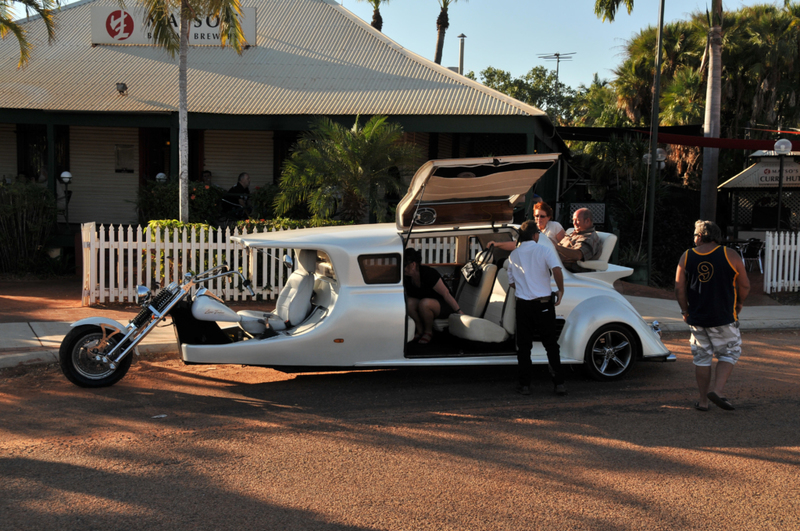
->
<box><xmin>556</xmin><ymin>208</ymin><xmax>602</xmax><ymax>272</ymax></box>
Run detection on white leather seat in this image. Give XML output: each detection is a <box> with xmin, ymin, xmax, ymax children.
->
<box><xmin>564</xmin><ymin>229</ymin><xmax>616</xmax><ymax>272</ymax></box>
<box><xmin>577</xmin><ymin>232</ymin><xmax>616</xmax><ymax>271</ymax></box>
<box><xmin>432</xmin><ymin>261</ymin><xmax>497</xmax><ymax>332</ymax></box>
<box><xmin>448</xmin><ymin>260</ymin><xmax>516</xmax><ymax>343</ymax></box>
<box><xmin>238</xmin><ymin>249</ymin><xmax>317</xmax><ymax>333</ymax></box>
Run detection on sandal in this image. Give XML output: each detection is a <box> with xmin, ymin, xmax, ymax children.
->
<box><xmin>707</xmin><ymin>392</ymin><xmax>735</xmax><ymax>410</ymax></box>
<box><xmin>418</xmin><ymin>332</ymin><xmax>433</xmax><ymax>345</ymax></box>
<box><xmin>693</xmin><ymin>401</ymin><xmax>708</xmax><ymax>412</ymax></box>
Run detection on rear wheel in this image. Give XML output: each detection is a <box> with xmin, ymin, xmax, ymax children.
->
<box><xmin>584</xmin><ymin>324</ymin><xmax>639</xmax><ymax>381</ymax></box>
<box><xmin>59</xmin><ymin>325</ymin><xmax>132</xmax><ymax>388</ymax></box>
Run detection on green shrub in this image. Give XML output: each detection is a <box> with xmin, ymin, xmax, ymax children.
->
<box><xmin>0</xmin><ymin>182</ymin><xmax>57</xmax><ymax>274</ymax></box>
<box><xmin>135</xmin><ymin>180</ymin><xmax>225</xmax><ymax>224</ymax></box>
<box><xmin>234</xmin><ymin>217</ymin><xmax>353</xmax><ymax>233</ymax></box>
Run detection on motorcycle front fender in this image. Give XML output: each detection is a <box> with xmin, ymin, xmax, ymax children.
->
<box><xmin>71</xmin><ymin>317</ymin><xmax>128</xmax><ymax>336</ymax></box>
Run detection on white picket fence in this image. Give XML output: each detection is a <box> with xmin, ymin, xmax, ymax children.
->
<box><xmin>764</xmin><ymin>231</ymin><xmax>800</xmax><ymax>293</ymax></box>
<box><xmin>80</xmin><ymin>222</ymin><xmax>475</xmax><ymax>306</ymax></box>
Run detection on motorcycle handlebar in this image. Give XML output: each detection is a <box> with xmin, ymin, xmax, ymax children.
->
<box><xmin>192</xmin><ymin>265</ymin><xmax>256</xmax><ymax>297</ymax></box>
<box><xmin>242</xmin><ymin>279</ymin><xmax>256</xmax><ymax>297</ymax></box>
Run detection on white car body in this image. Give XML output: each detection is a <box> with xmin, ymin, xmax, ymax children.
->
<box><xmin>181</xmin><ymin>154</ymin><xmax>672</xmax><ymax>380</ymax></box>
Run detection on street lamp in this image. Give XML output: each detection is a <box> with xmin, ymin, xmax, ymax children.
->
<box><xmin>642</xmin><ymin>148</ymin><xmax>666</xmax><ymax>170</ymax></box>
<box><xmin>155</xmin><ymin>172</ymin><xmax>167</xmax><ymax>183</ymax></box>
<box><xmin>59</xmin><ymin>171</ymin><xmax>73</xmax><ymax>226</ymax></box>
<box><xmin>774</xmin><ymin>138</ymin><xmax>792</xmax><ymax>231</ymax></box>
<box><xmin>643</xmin><ymin>148</ymin><xmax>666</xmax><ymax>282</ymax></box>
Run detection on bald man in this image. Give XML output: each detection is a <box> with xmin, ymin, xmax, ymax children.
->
<box><xmin>556</xmin><ymin>208</ymin><xmax>602</xmax><ymax>272</ymax></box>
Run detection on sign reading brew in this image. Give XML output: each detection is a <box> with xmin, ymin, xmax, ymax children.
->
<box><xmin>91</xmin><ymin>7</ymin><xmax>256</xmax><ymax>46</ymax></box>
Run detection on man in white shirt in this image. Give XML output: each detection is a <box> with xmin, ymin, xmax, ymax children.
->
<box><xmin>506</xmin><ymin>220</ymin><xmax>566</xmax><ymax>396</ymax></box>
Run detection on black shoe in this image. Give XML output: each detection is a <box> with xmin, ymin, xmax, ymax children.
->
<box><xmin>554</xmin><ymin>384</ymin><xmax>567</xmax><ymax>396</ymax></box>
<box><xmin>516</xmin><ymin>385</ymin><xmax>531</xmax><ymax>396</ymax></box>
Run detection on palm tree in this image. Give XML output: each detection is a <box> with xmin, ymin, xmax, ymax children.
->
<box><xmin>136</xmin><ymin>0</ymin><xmax>246</xmax><ymax>222</ymax></box>
<box><xmin>595</xmin><ymin>0</ymin><xmax>723</xmax><ymax>219</ymax></box>
<box><xmin>661</xmin><ymin>66</ymin><xmax>704</xmax><ymax>186</ymax></box>
<box><xmin>434</xmin><ymin>0</ymin><xmax>465</xmax><ymax>65</ymax></box>
<box><xmin>276</xmin><ymin>115</ymin><xmax>421</xmax><ymax>224</ymax></box>
<box><xmin>1</xmin><ymin>0</ymin><xmax>58</xmax><ymax>68</ymax></box>
<box><xmin>356</xmin><ymin>0</ymin><xmax>388</xmax><ymax>32</ymax></box>
<box><xmin>594</xmin><ymin>0</ymin><xmax>633</xmax><ymax>22</ymax></box>
<box><xmin>700</xmin><ymin>0</ymin><xmax>722</xmax><ymax>220</ymax></box>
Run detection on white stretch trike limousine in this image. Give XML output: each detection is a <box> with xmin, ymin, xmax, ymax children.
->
<box><xmin>59</xmin><ymin>154</ymin><xmax>672</xmax><ymax>388</ymax></box>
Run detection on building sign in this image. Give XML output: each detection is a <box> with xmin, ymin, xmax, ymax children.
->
<box><xmin>720</xmin><ymin>159</ymin><xmax>800</xmax><ymax>189</ymax></box>
<box><xmin>91</xmin><ymin>7</ymin><xmax>256</xmax><ymax>46</ymax></box>
<box><xmin>755</xmin><ymin>161</ymin><xmax>800</xmax><ymax>187</ymax></box>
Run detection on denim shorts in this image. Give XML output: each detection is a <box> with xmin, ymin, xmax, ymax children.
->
<box><xmin>689</xmin><ymin>322</ymin><xmax>742</xmax><ymax>367</ymax></box>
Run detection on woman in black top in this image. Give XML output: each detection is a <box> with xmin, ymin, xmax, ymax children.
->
<box><xmin>403</xmin><ymin>248</ymin><xmax>463</xmax><ymax>344</ymax></box>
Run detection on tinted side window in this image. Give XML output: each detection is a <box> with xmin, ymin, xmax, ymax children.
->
<box><xmin>358</xmin><ymin>254</ymin><xmax>401</xmax><ymax>284</ymax></box>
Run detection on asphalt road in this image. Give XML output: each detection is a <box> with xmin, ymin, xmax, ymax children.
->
<box><xmin>2</xmin><ymin>331</ymin><xmax>799</xmax><ymax>530</ymax></box>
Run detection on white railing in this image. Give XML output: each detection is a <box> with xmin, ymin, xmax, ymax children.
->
<box><xmin>81</xmin><ymin>223</ymin><xmax>470</xmax><ymax>306</ymax></box>
<box><xmin>764</xmin><ymin>231</ymin><xmax>800</xmax><ymax>293</ymax></box>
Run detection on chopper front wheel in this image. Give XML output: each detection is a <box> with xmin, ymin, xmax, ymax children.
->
<box><xmin>59</xmin><ymin>325</ymin><xmax>132</xmax><ymax>388</ymax></box>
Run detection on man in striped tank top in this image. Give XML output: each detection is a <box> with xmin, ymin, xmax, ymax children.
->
<box><xmin>675</xmin><ymin>220</ymin><xmax>750</xmax><ymax>411</ymax></box>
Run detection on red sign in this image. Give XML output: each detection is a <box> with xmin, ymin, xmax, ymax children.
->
<box><xmin>106</xmin><ymin>10</ymin><xmax>134</xmax><ymax>41</ymax></box>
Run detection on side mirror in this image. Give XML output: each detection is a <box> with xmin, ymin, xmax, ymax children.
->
<box><xmin>283</xmin><ymin>254</ymin><xmax>294</xmax><ymax>270</ymax></box>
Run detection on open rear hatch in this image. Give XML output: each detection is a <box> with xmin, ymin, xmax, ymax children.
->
<box><xmin>396</xmin><ymin>154</ymin><xmax>561</xmax><ymax>232</ymax></box>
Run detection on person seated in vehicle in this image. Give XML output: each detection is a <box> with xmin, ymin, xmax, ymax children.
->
<box><xmin>403</xmin><ymin>247</ymin><xmax>463</xmax><ymax>344</ymax></box>
<box><xmin>485</xmin><ymin>202</ymin><xmax>565</xmax><ymax>265</ymax></box>
<box><xmin>556</xmin><ymin>208</ymin><xmax>602</xmax><ymax>272</ymax></box>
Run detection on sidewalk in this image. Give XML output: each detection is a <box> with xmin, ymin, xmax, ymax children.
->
<box><xmin>2</xmin><ymin>275</ymin><xmax>799</xmax><ymax>370</ymax></box>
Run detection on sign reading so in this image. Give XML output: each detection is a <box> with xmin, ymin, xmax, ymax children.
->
<box><xmin>91</xmin><ymin>7</ymin><xmax>256</xmax><ymax>46</ymax></box>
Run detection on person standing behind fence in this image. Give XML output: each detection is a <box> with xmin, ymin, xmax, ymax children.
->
<box><xmin>507</xmin><ymin>220</ymin><xmax>566</xmax><ymax>396</ymax></box>
<box><xmin>675</xmin><ymin>220</ymin><xmax>750</xmax><ymax>412</ymax></box>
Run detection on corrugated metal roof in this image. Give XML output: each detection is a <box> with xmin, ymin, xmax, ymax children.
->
<box><xmin>0</xmin><ymin>0</ymin><xmax>547</xmax><ymax>118</ymax></box>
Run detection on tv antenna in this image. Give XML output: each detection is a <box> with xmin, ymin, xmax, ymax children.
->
<box><xmin>537</xmin><ymin>52</ymin><xmax>576</xmax><ymax>83</ymax></box>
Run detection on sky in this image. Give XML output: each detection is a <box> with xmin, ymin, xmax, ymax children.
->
<box><xmin>342</xmin><ymin>0</ymin><xmax>777</xmax><ymax>89</ymax></box>
<box><xmin>10</xmin><ymin>0</ymin><xmax>776</xmax><ymax>89</ymax></box>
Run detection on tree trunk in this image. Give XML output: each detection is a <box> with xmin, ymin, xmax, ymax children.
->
<box><xmin>434</xmin><ymin>8</ymin><xmax>448</xmax><ymax>65</ymax></box>
<box><xmin>178</xmin><ymin>2</ymin><xmax>190</xmax><ymax>223</ymax></box>
<box><xmin>371</xmin><ymin>8</ymin><xmax>382</xmax><ymax>31</ymax></box>
<box><xmin>700</xmin><ymin>0</ymin><xmax>722</xmax><ymax>221</ymax></box>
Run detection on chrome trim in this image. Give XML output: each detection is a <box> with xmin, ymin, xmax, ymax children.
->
<box><xmin>651</xmin><ymin>320</ymin><xmax>662</xmax><ymax>338</ymax></box>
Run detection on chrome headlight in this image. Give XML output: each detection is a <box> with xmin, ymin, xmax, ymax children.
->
<box><xmin>136</xmin><ymin>285</ymin><xmax>152</xmax><ymax>307</ymax></box>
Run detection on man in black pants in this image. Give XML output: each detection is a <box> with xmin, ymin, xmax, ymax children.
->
<box><xmin>506</xmin><ymin>220</ymin><xmax>566</xmax><ymax>396</ymax></box>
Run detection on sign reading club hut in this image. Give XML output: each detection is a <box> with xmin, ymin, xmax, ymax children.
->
<box><xmin>91</xmin><ymin>6</ymin><xmax>257</xmax><ymax>45</ymax></box>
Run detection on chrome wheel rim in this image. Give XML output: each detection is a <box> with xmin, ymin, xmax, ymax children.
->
<box><xmin>72</xmin><ymin>332</ymin><xmax>118</xmax><ymax>380</ymax></box>
<box><xmin>589</xmin><ymin>330</ymin><xmax>633</xmax><ymax>377</ymax></box>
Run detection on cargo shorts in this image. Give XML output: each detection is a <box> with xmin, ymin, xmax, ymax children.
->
<box><xmin>689</xmin><ymin>322</ymin><xmax>742</xmax><ymax>367</ymax></box>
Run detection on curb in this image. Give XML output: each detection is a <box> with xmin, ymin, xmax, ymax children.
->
<box><xmin>0</xmin><ymin>343</ymin><xmax>179</xmax><ymax>370</ymax></box>
<box><xmin>655</xmin><ymin>320</ymin><xmax>800</xmax><ymax>333</ymax></box>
